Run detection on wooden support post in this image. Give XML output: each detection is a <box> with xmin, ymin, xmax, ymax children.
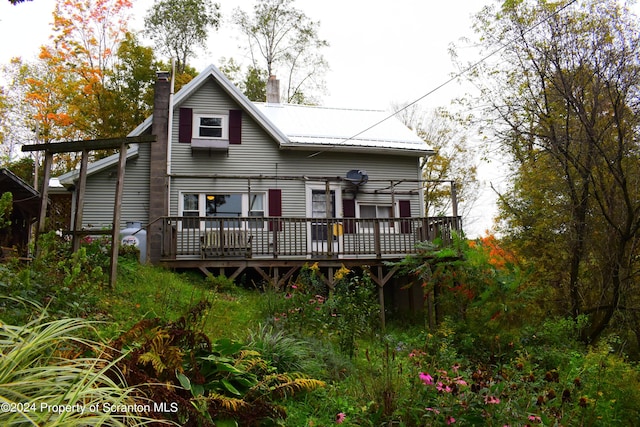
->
<box><xmin>109</xmin><ymin>142</ymin><xmax>128</xmax><ymax>289</ymax></box>
<box><xmin>378</xmin><ymin>265</ymin><xmax>386</xmax><ymax>330</ymax></box>
<box><xmin>34</xmin><ymin>151</ymin><xmax>53</xmax><ymax>257</ymax></box>
<box><xmin>451</xmin><ymin>181</ymin><xmax>458</xmax><ymax>218</ymax></box>
<box><xmin>72</xmin><ymin>149</ymin><xmax>89</xmax><ymax>252</ymax></box>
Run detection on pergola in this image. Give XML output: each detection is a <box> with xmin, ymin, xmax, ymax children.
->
<box><xmin>22</xmin><ymin>135</ymin><xmax>156</xmax><ymax>287</ymax></box>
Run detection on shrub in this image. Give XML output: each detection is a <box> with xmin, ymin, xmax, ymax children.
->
<box><xmin>246</xmin><ymin>323</ymin><xmax>320</xmax><ymax>374</ymax></box>
<box><xmin>0</xmin><ymin>304</ymin><xmax>156</xmax><ymax>426</ymax></box>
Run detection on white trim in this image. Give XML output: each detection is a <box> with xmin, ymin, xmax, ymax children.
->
<box><xmin>305</xmin><ymin>182</ymin><xmax>343</xmax><ymax>255</ymax></box>
<box><xmin>304</xmin><ymin>182</ymin><xmax>342</xmax><ymax>218</ymax></box>
<box><xmin>356</xmin><ymin>203</ymin><xmax>396</xmax><ymax>234</ymax></box>
<box><xmin>192</xmin><ymin>112</ymin><xmax>229</xmax><ymax>140</ymax></box>
<box><xmin>178</xmin><ymin>191</ymin><xmax>266</xmax><ymax>231</ymax></box>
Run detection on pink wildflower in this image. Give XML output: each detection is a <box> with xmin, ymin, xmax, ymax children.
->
<box><xmin>528</xmin><ymin>415</ymin><xmax>542</xmax><ymax>423</ymax></box>
<box><xmin>291</xmin><ymin>284</ymin><xmax>298</xmax><ymax>289</ymax></box>
<box><xmin>285</xmin><ymin>293</ymin><xmax>292</xmax><ymax>299</ymax></box>
<box><xmin>419</xmin><ymin>372</ymin><xmax>434</xmax><ymax>385</ymax></box>
<box><xmin>455</xmin><ymin>378</ymin><xmax>468</xmax><ymax>386</ymax></box>
<box><xmin>335</xmin><ymin>412</ymin><xmax>346</xmax><ymax>424</ymax></box>
<box><xmin>436</xmin><ymin>382</ymin><xmax>452</xmax><ymax>393</ymax></box>
<box><xmin>485</xmin><ymin>395</ymin><xmax>501</xmax><ymax>404</ymax></box>
<box><xmin>446</xmin><ymin>415</ymin><xmax>456</xmax><ymax>424</ymax></box>
<box><xmin>425</xmin><ymin>407</ymin><xmax>440</xmax><ymax>414</ymax></box>
<box><xmin>452</xmin><ymin>363</ymin><xmax>460</xmax><ymax>373</ymax></box>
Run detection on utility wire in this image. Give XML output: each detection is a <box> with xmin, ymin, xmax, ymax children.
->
<box><xmin>307</xmin><ymin>0</ymin><xmax>578</xmax><ymax>158</ymax></box>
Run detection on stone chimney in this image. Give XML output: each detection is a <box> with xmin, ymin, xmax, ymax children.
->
<box><xmin>148</xmin><ymin>71</ymin><xmax>171</xmax><ymax>264</ymax></box>
<box><xmin>266</xmin><ymin>75</ymin><xmax>280</xmax><ymax>104</ymax></box>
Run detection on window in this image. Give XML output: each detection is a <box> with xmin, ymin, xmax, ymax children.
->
<box><xmin>193</xmin><ymin>113</ymin><xmax>228</xmax><ymax>140</ymax></box>
<box><xmin>359</xmin><ymin>204</ymin><xmax>393</xmax><ymax>232</ymax></box>
<box><xmin>205</xmin><ymin>194</ymin><xmax>241</xmax><ymax>228</ymax></box>
<box><xmin>180</xmin><ymin>192</ymin><xmax>265</xmax><ymax>230</ymax></box>
<box><xmin>182</xmin><ymin>193</ymin><xmax>200</xmax><ymax>229</ymax></box>
<box><xmin>248</xmin><ymin>194</ymin><xmax>265</xmax><ymax>228</ymax></box>
<box><xmin>180</xmin><ymin>108</ymin><xmax>241</xmax><ymax>145</ymax></box>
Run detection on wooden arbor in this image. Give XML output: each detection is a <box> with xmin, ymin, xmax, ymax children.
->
<box><xmin>22</xmin><ymin>135</ymin><xmax>156</xmax><ymax>287</ymax></box>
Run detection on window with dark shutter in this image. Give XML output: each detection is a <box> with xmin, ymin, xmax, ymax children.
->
<box><xmin>342</xmin><ymin>198</ymin><xmax>356</xmax><ymax>234</ymax></box>
<box><xmin>229</xmin><ymin>110</ymin><xmax>242</xmax><ymax>144</ymax></box>
<box><xmin>268</xmin><ymin>189</ymin><xmax>282</xmax><ymax>231</ymax></box>
<box><xmin>399</xmin><ymin>200</ymin><xmax>411</xmax><ymax>234</ymax></box>
<box><xmin>178</xmin><ymin>108</ymin><xmax>193</xmax><ymax>143</ymax></box>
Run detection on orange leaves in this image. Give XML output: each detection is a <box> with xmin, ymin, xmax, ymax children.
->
<box><xmin>476</xmin><ymin>232</ymin><xmax>518</xmax><ymax>270</ymax></box>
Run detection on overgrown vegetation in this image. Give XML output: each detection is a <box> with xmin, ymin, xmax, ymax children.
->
<box><xmin>1</xmin><ymin>231</ymin><xmax>640</xmax><ymax>425</ymax></box>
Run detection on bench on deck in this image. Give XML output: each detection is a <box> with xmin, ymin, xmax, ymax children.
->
<box><xmin>201</xmin><ymin>230</ymin><xmax>253</xmax><ymax>258</ymax></box>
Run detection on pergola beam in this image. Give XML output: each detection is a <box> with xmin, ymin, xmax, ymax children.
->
<box><xmin>22</xmin><ymin>135</ymin><xmax>156</xmax><ymax>153</ymax></box>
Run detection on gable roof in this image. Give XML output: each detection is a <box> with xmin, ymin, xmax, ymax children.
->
<box><xmin>169</xmin><ymin>64</ymin><xmax>430</xmax><ymax>155</ymax></box>
<box><xmin>58</xmin><ymin>64</ymin><xmax>431</xmax><ymax>184</ymax></box>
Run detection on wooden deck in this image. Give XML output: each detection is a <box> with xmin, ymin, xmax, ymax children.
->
<box><xmin>158</xmin><ymin>216</ymin><xmax>460</xmax><ymax>259</ymax></box>
<box><xmin>155</xmin><ymin>216</ymin><xmax>461</xmax><ymax>286</ymax></box>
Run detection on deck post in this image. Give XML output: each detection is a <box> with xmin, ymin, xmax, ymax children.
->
<box><xmin>377</xmin><ymin>265</ymin><xmax>386</xmax><ymax>330</ymax></box>
<box><xmin>374</xmin><ymin>223</ymin><xmax>382</xmax><ymax>258</ymax></box>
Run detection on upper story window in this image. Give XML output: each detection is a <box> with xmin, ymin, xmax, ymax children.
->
<box><xmin>193</xmin><ymin>113</ymin><xmax>228</xmax><ymax>140</ymax></box>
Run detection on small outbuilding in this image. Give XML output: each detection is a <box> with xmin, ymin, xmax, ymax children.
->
<box><xmin>0</xmin><ymin>168</ymin><xmax>40</xmax><ymax>255</ymax></box>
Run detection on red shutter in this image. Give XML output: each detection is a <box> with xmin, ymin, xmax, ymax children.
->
<box><xmin>399</xmin><ymin>200</ymin><xmax>411</xmax><ymax>234</ymax></box>
<box><xmin>229</xmin><ymin>110</ymin><xmax>242</xmax><ymax>144</ymax></box>
<box><xmin>178</xmin><ymin>108</ymin><xmax>192</xmax><ymax>143</ymax></box>
<box><xmin>268</xmin><ymin>189</ymin><xmax>282</xmax><ymax>231</ymax></box>
<box><xmin>342</xmin><ymin>198</ymin><xmax>356</xmax><ymax>234</ymax></box>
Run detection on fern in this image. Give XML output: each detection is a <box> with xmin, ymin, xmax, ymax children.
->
<box><xmin>266</xmin><ymin>377</ymin><xmax>326</xmax><ymax>399</ymax></box>
<box><xmin>138</xmin><ymin>350</ymin><xmax>167</xmax><ymax>374</ymax></box>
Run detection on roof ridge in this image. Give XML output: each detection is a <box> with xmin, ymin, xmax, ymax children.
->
<box><xmin>253</xmin><ymin>102</ymin><xmax>386</xmax><ymax>113</ymax></box>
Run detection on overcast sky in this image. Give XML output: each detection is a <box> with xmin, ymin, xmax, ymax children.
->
<box><xmin>0</xmin><ymin>0</ymin><xmax>497</xmax><ymax>236</ymax></box>
<box><xmin>0</xmin><ymin>0</ymin><xmax>485</xmax><ymax>109</ymax></box>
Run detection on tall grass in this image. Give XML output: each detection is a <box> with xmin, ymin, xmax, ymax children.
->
<box><xmin>0</xmin><ymin>302</ymin><xmax>170</xmax><ymax>426</ymax></box>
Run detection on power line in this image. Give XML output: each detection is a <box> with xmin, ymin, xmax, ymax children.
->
<box><xmin>308</xmin><ymin>0</ymin><xmax>579</xmax><ymax>158</ymax></box>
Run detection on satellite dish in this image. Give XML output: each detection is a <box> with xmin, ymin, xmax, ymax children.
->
<box><xmin>345</xmin><ymin>169</ymin><xmax>368</xmax><ymax>186</ymax></box>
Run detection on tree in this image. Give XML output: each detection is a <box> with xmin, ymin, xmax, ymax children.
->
<box><xmin>0</xmin><ymin>86</ymin><xmax>7</xmax><ymax>155</ymax></box>
<box><xmin>466</xmin><ymin>0</ymin><xmax>640</xmax><ymax>342</ymax></box>
<box><xmin>220</xmin><ymin>57</ymin><xmax>268</xmax><ymax>102</ymax></box>
<box><xmin>233</xmin><ymin>0</ymin><xmax>328</xmax><ymax>103</ymax></box>
<box><xmin>104</xmin><ymin>32</ymin><xmax>158</xmax><ymax>133</ymax></box>
<box><xmin>394</xmin><ymin>104</ymin><xmax>479</xmax><ymax>223</ymax></box>
<box><xmin>8</xmin><ymin>0</ymin><xmax>157</xmax><ymax>172</ymax></box>
<box><xmin>144</xmin><ymin>0</ymin><xmax>220</xmax><ymax>74</ymax></box>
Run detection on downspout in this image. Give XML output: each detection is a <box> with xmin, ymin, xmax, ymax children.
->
<box><xmin>418</xmin><ymin>157</ymin><xmax>425</xmax><ymax>217</ymax></box>
<box><xmin>166</xmin><ymin>61</ymin><xmax>175</xmax><ymax>215</ymax></box>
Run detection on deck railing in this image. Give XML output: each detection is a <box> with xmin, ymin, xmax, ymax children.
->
<box><xmin>157</xmin><ymin>216</ymin><xmax>462</xmax><ymax>260</ymax></box>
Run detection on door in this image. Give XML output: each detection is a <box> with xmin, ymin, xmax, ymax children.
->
<box><xmin>308</xmin><ymin>187</ymin><xmax>341</xmax><ymax>255</ymax></box>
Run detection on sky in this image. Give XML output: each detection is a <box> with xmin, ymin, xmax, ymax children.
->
<box><xmin>0</xmin><ymin>0</ymin><xmax>498</xmax><ymax>236</ymax></box>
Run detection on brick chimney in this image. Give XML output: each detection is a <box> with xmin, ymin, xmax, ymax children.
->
<box><xmin>266</xmin><ymin>75</ymin><xmax>280</xmax><ymax>104</ymax></box>
<box><xmin>148</xmin><ymin>71</ymin><xmax>171</xmax><ymax>264</ymax></box>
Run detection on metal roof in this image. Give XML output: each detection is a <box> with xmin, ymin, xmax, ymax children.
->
<box><xmin>254</xmin><ymin>103</ymin><xmax>431</xmax><ymax>156</ymax></box>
